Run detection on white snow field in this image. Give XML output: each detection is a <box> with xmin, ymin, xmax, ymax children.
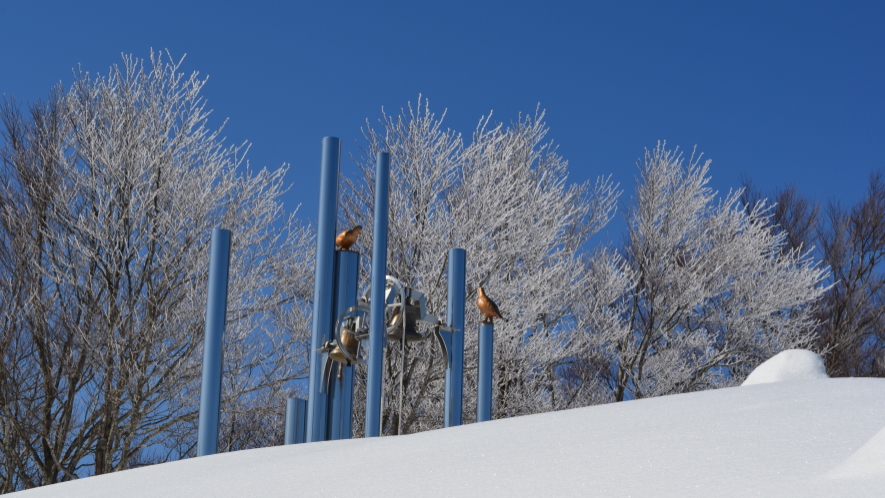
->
<box><xmin>18</xmin><ymin>379</ymin><xmax>885</xmax><ymax>497</ymax></box>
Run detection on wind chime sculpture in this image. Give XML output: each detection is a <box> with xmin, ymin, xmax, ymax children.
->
<box><xmin>298</xmin><ymin>137</ymin><xmax>470</xmax><ymax>443</ymax></box>
<box><xmin>317</xmin><ymin>275</ymin><xmax>458</xmax><ymax>435</ymax></box>
<box><xmin>194</xmin><ymin>138</ymin><xmax>502</xmax><ymax>455</ymax></box>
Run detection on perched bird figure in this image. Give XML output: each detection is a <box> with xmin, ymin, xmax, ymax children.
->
<box><xmin>335</xmin><ymin>225</ymin><xmax>362</xmax><ymax>251</ymax></box>
<box><xmin>477</xmin><ymin>286</ymin><xmax>507</xmax><ymax>324</ymax></box>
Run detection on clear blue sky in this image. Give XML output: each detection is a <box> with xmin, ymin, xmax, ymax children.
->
<box><xmin>2</xmin><ymin>1</ymin><xmax>882</xmax><ymax>238</ymax></box>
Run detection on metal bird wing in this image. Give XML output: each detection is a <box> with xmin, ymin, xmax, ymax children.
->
<box><xmin>487</xmin><ymin>296</ymin><xmax>504</xmax><ymax>320</ymax></box>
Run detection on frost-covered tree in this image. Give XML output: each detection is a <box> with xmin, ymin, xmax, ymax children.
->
<box><xmin>570</xmin><ymin>144</ymin><xmax>829</xmax><ymax>404</ymax></box>
<box><xmin>0</xmin><ymin>52</ymin><xmax>313</xmax><ymax>489</ymax></box>
<box><xmin>340</xmin><ymin>100</ymin><xmax>620</xmax><ymax>434</ymax></box>
<box><xmin>742</xmin><ymin>172</ymin><xmax>885</xmax><ymax>377</ymax></box>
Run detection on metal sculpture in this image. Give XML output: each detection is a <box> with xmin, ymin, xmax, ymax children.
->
<box><xmin>317</xmin><ymin>275</ymin><xmax>459</xmax><ymax>434</ymax></box>
<box><xmin>196</xmin><ymin>141</ymin><xmax>477</xmax><ymax>449</ymax></box>
<box><xmin>319</xmin><ymin>278</ymin><xmax>450</xmax><ymax>382</ymax></box>
<box><xmin>303</xmin><ymin>143</ymin><xmax>472</xmax><ymax>442</ymax></box>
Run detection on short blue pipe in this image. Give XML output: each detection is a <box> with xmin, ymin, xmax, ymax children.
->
<box><xmin>327</xmin><ymin>250</ymin><xmax>359</xmax><ymax>440</ymax></box>
<box><xmin>307</xmin><ymin>137</ymin><xmax>341</xmax><ymax>442</ymax></box>
<box><xmin>197</xmin><ymin>228</ymin><xmax>232</xmax><ymax>456</ymax></box>
<box><xmin>365</xmin><ymin>152</ymin><xmax>390</xmax><ymax>438</ymax></box>
<box><xmin>285</xmin><ymin>398</ymin><xmax>307</xmax><ymax>445</ymax></box>
<box><xmin>477</xmin><ymin>322</ymin><xmax>494</xmax><ymax>423</ymax></box>
<box><xmin>444</xmin><ymin>248</ymin><xmax>466</xmax><ymax>427</ymax></box>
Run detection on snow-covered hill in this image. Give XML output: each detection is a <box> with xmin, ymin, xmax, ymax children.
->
<box><xmin>18</xmin><ymin>378</ymin><xmax>885</xmax><ymax>497</ymax></box>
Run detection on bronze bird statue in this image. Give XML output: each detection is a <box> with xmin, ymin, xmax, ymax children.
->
<box><xmin>477</xmin><ymin>286</ymin><xmax>507</xmax><ymax>324</ymax></box>
<box><xmin>335</xmin><ymin>225</ymin><xmax>362</xmax><ymax>251</ymax></box>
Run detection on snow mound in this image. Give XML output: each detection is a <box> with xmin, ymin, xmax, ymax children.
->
<box><xmin>827</xmin><ymin>426</ymin><xmax>885</xmax><ymax>480</ymax></box>
<box><xmin>16</xmin><ymin>379</ymin><xmax>885</xmax><ymax>498</ymax></box>
<box><xmin>742</xmin><ymin>348</ymin><xmax>829</xmax><ymax>386</ymax></box>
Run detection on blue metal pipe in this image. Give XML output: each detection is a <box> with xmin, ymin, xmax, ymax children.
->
<box><xmin>197</xmin><ymin>228</ymin><xmax>232</xmax><ymax>456</ymax></box>
<box><xmin>327</xmin><ymin>250</ymin><xmax>359</xmax><ymax>440</ymax></box>
<box><xmin>285</xmin><ymin>398</ymin><xmax>307</xmax><ymax>445</ymax></box>
<box><xmin>444</xmin><ymin>248</ymin><xmax>466</xmax><ymax>427</ymax></box>
<box><xmin>307</xmin><ymin>137</ymin><xmax>341</xmax><ymax>443</ymax></box>
<box><xmin>477</xmin><ymin>322</ymin><xmax>494</xmax><ymax>423</ymax></box>
<box><xmin>365</xmin><ymin>151</ymin><xmax>390</xmax><ymax>438</ymax></box>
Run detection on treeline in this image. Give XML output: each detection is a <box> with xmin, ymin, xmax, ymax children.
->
<box><xmin>742</xmin><ymin>174</ymin><xmax>885</xmax><ymax>377</ymax></box>
<box><xmin>0</xmin><ymin>52</ymin><xmax>880</xmax><ymax>492</ymax></box>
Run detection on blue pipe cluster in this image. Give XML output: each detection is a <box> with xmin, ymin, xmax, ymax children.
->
<box><xmin>198</xmin><ymin>141</ymin><xmax>482</xmax><ymax>448</ymax></box>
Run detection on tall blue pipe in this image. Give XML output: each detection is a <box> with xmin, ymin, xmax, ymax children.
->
<box><xmin>197</xmin><ymin>228</ymin><xmax>232</xmax><ymax>456</ymax></box>
<box><xmin>307</xmin><ymin>137</ymin><xmax>341</xmax><ymax>442</ymax></box>
<box><xmin>477</xmin><ymin>322</ymin><xmax>494</xmax><ymax>423</ymax></box>
<box><xmin>285</xmin><ymin>398</ymin><xmax>307</xmax><ymax>445</ymax></box>
<box><xmin>365</xmin><ymin>151</ymin><xmax>390</xmax><ymax>438</ymax></box>
<box><xmin>327</xmin><ymin>250</ymin><xmax>359</xmax><ymax>440</ymax></box>
<box><xmin>444</xmin><ymin>248</ymin><xmax>466</xmax><ymax>427</ymax></box>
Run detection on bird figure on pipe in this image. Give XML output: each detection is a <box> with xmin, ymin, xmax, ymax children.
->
<box><xmin>477</xmin><ymin>287</ymin><xmax>507</xmax><ymax>324</ymax></box>
<box><xmin>335</xmin><ymin>226</ymin><xmax>362</xmax><ymax>251</ymax></box>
